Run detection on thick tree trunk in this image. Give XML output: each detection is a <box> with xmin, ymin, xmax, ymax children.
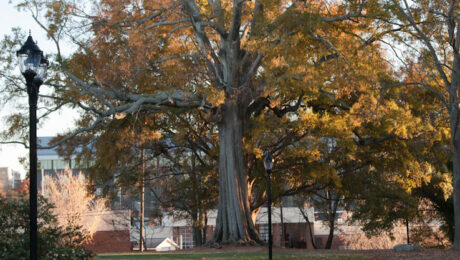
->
<box><xmin>452</xmin><ymin>137</ymin><xmax>460</xmax><ymax>250</ymax></box>
<box><xmin>452</xmin><ymin>132</ymin><xmax>460</xmax><ymax>249</ymax></box>
<box><xmin>209</xmin><ymin>100</ymin><xmax>261</xmax><ymax>245</ymax></box>
<box><xmin>193</xmin><ymin>225</ymin><xmax>203</xmax><ymax>247</ymax></box>
<box><xmin>451</xmin><ymin>54</ymin><xmax>460</xmax><ymax>250</ymax></box>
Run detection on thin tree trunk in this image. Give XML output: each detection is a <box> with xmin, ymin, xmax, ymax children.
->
<box><xmin>299</xmin><ymin>206</ymin><xmax>317</xmax><ymax>249</ymax></box>
<box><xmin>280</xmin><ymin>202</ymin><xmax>285</xmax><ymax>248</ymax></box>
<box><xmin>210</xmin><ymin>101</ymin><xmax>261</xmax><ymax>245</ymax></box>
<box><xmin>325</xmin><ymin>218</ymin><xmax>335</xmax><ymax>249</ymax></box>
<box><xmin>325</xmin><ymin>195</ymin><xmax>339</xmax><ymax>249</ymax></box>
<box><xmin>405</xmin><ymin>217</ymin><xmax>410</xmax><ymax>244</ymax></box>
<box><xmin>202</xmin><ymin>212</ymin><xmax>208</xmax><ymax>245</ymax></box>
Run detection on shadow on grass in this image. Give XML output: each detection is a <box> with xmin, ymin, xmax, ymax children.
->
<box><xmin>95</xmin><ymin>252</ymin><xmax>368</xmax><ymax>260</ymax></box>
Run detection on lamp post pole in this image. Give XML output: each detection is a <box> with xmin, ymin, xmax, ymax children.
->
<box><xmin>140</xmin><ymin>148</ymin><xmax>145</xmax><ymax>252</ymax></box>
<box><xmin>263</xmin><ymin>153</ymin><xmax>274</xmax><ymax>260</ymax></box>
<box><xmin>266</xmin><ymin>168</ymin><xmax>272</xmax><ymax>260</ymax></box>
<box><xmin>17</xmin><ymin>34</ymin><xmax>48</xmax><ymax>260</ymax></box>
<box><xmin>28</xmin><ymin>75</ymin><xmax>39</xmax><ymax>260</ymax></box>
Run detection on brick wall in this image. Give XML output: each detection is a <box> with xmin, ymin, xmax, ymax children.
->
<box><xmin>83</xmin><ymin>230</ymin><xmax>131</xmax><ymax>253</ymax></box>
<box><xmin>256</xmin><ymin>223</ymin><xmax>314</xmax><ymax>249</ymax></box>
<box><xmin>313</xmin><ymin>234</ymin><xmax>344</xmax><ymax>249</ymax></box>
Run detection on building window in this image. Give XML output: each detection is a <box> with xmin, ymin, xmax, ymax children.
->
<box><xmin>178</xmin><ymin>227</ymin><xmax>195</xmax><ymax>249</ymax></box>
<box><xmin>39</xmin><ymin>160</ymin><xmax>53</xmax><ymax>170</ymax></box>
<box><xmin>259</xmin><ymin>224</ymin><xmax>269</xmax><ymax>242</ymax></box>
<box><xmin>54</xmin><ymin>159</ymin><xmax>69</xmax><ymax>169</ymax></box>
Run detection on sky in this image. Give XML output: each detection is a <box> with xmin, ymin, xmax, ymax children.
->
<box><xmin>0</xmin><ymin>1</ymin><xmax>77</xmax><ymax>178</ymax></box>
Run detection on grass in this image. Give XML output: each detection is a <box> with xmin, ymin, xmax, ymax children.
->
<box><xmin>95</xmin><ymin>252</ymin><xmax>368</xmax><ymax>260</ymax></box>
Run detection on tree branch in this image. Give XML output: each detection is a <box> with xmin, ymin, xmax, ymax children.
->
<box><xmin>320</xmin><ymin>1</ymin><xmax>364</xmax><ymax>22</ymax></box>
<box><xmin>271</xmin><ymin>94</ymin><xmax>304</xmax><ymax>118</ymax></box>
<box><xmin>393</xmin><ymin>0</ymin><xmax>451</xmax><ymax>88</ymax></box>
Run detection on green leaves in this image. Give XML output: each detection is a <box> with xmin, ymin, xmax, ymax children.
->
<box><xmin>0</xmin><ymin>195</ymin><xmax>94</xmax><ymax>259</ymax></box>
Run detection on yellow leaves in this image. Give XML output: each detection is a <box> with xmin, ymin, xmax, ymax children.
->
<box><xmin>298</xmin><ymin>107</ymin><xmax>317</xmax><ymax>124</ymax></box>
<box><xmin>436</xmin><ymin>173</ymin><xmax>453</xmax><ymax>201</ymax></box>
<box><xmin>350</xmin><ymin>95</ymin><xmax>425</xmax><ymax>139</ymax></box>
<box><xmin>350</xmin><ymin>94</ymin><xmax>379</xmax><ymax>127</ymax></box>
<box><xmin>270</xmin><ymin>56</ymin><xmax>288</xmax><ymax>68</ymax></box>
<box><xmin>197</xmin><ymin>0</ymin><xmax>213</xmax><ymax>16</ymax></box>
<box><xmin>393</xmin><ymin>161</ymin><xmax>434</xmax><ymax>194</ymax></box>
<box><xmin>138</xmin><ymin>130</ymin><xmax>163</xmax><ymax>144</ymax></box>
<box><xmin>253</xmin><ymin>147</ymin><xmax>263</xmax><ymax>159</ymax></box>
<box><xmin>434</xmin><ymin>127</ymin><xmax>451</xmax><ymax>142</ymax></box>
<box><xmin>383</xmin><ymin>101</ymin><xmax>420</xmax><ymax>139</ymax></box>
<box><xmin>206</xmin><ymin>89</ymin><xmax>226</xmax><ymax>107</ymax></box>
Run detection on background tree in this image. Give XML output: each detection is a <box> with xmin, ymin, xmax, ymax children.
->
<box><xmin>58</xmin><ymin>110</ymin><xmax>219</xmax><ymax>246</ymax></box>
<box><xmin>354</xmin><ymin>0</ymin><xmax>460</xmax><ymax>248</ymax></box>
<box><xmin>147</xmin><ymin>111</ymin><xmax>219</xmax><ymax>246</ymax></box>
<box><xmin>42</xmin><ymin>170</ymin><xmax>108</xmax><ymax>242</ymax></box>
<box><xmin>414</xmin><ymin>172</ymin><xmax>454</xmax><ymax>243</ymax></box>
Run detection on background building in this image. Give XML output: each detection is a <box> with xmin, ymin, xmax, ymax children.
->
<box><xmin>35</xmin><ymin>136</ymin><xmax>356</xmax><ymax>251</ymax></box>
<box><xmin>37</xmin><ymin>136</ymin><xmax>81</xmax><ymax>192</ymax></box>
<box><xmin>0</xmin><ymin>167</ymin><xmax>22</xmax><ymax>195</ymax></box>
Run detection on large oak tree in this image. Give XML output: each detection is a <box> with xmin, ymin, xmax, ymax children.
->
<box><xmin>1</xmin><ymin>0</ymin><xmax>442</xmax><ymax>246</ymax></box>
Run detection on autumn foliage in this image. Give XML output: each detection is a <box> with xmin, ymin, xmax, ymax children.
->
<box><xmin>0</xmin><ymin>0</ymin><xmax>458</xmax><ymax>248</ymax></box>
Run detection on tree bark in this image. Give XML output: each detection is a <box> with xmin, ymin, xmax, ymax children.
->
<box><xmin>209</xmin><ymin>100</ymin><xmax>261</xmax><ymax>245</ymax></box>
<box><xmin>451</xmin><ymin>49</ymin><xmax>460</xmax><ymax>250</ymax></box>
<box><xmin>202</xmin><ymin>212</ymin><xmax>208</xmax><ymax>245</ymax></box>
<box><xmin>452</xmin><ymin>128</ymin><xmax>460</xmax><ymax>250</ymax></box>
<box><xmin>299</xmin><ymin>206</ymin><xmax>317</xmax><ymax>249</ymax></box>
<box><xmin>325</xmin><ymin>193</ymin><xmax>339</xmax><ymax>249</ymax></box>
<box><xmin>325</xmin><ymin>220</ymin><xmax>335</xmax><ymax>249</ymax></box>
<box><xmin>405</xmin><ymin>218</ymin><xmax>410</xmax><ymax>244</ymax></box>
<box><xmin>280</xmin><ymin>202</ymin><xmax>285</xmax><ymax>248</ymax></box>
<box><xmin>193</xmin><ymin>225</ymin><xmax>203</xmax><ymax>247</ymax></box>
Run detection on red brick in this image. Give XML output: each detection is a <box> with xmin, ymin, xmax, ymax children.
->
<box><xmin>83</xmin><ymin>230</ymin><xmax>131</xmax><ymax>253</ymax></box>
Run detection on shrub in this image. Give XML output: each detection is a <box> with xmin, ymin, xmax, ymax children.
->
<box><xmin>0</xmin><ymin>195</ymin><xmax>94</xmax><ymax>259</ymax></box>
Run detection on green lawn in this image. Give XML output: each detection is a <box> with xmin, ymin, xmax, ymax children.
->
<box><xmin>95</xmin><ymin>252</ymin><xmax>368</xmax><ymax>260</ymax></box>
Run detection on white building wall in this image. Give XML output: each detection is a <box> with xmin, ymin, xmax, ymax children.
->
<box><xmin>0</xmin><ymin>167</ymin><xmax>19</xmax><ymax>192</ymax></box>
<box><xmin>81</xmin><ymin>209</ymin><xmax>131</xmax><ymax>232</ymax></box>
<box><xmin>256</xmin><ymin>207</ymin><xmax>314</xmax><ymax>224</ymax></box>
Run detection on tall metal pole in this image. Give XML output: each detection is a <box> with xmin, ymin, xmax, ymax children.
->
<box><xmin>27</xmin><ymin>78</ymin><xmax>38</xmax><ymax>260</ymax></box>
<box><xmin>267</xmin><ymin>169</ymin><xmax>272</xmax><ymax>260</ymax></box>
<box><xmin>140</xmin><ymin>148</ymin><xmax>145</xmax><ymax>252</ymax></box>
<box><xmin>18</xmin><ymin>34</ymin><xmax>47</xmax><ymax>260</ymax></box>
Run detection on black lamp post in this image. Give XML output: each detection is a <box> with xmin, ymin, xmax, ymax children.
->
<box><xmin>263</xmin><ymin>153</ymin><xmax>274</xmax><ymax>260</ymax></box>
<box><xmin>17</xmin><ymin>34</ymin><xmax>48</xmax><ymax>260</ymax></box>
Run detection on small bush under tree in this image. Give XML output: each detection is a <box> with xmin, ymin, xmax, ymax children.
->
<box><xmin>0</xmin><ymin>195</ymin><xmax>93</xmax><ymax>259</ymax></box>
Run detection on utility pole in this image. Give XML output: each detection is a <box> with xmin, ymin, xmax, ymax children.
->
<box><xmin>140</xmin><ymin>148</ymin><xmax>145</xmax><ymax>251</ymax></box>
